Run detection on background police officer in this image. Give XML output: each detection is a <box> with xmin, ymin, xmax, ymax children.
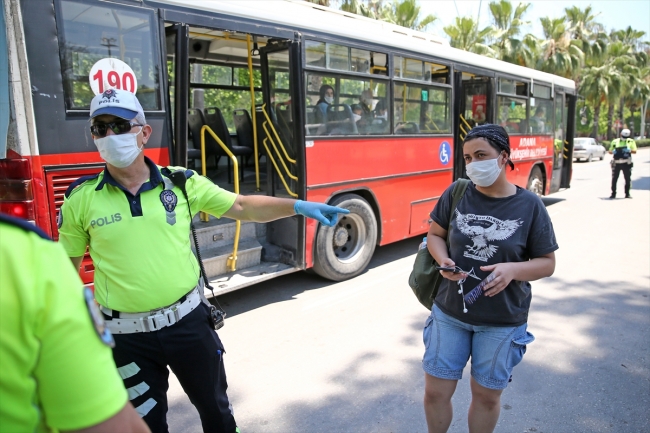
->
<box><xmin>0</xmin><ymin>214</ymin><xmax>149</xmax><ymax>433</ymax></box>
<box><xmin>58</xmin><ymin>89</ymin><xmax>349</xmax><ymax>433</ymax></box>
<box><xmin>609</xmin><ymin>128</ymin><xmax>637</xmax><ymax>199</ymax></box>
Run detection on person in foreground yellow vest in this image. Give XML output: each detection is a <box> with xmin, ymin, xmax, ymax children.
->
<box><xmin>0</xmin><ymin>214</ymin><xmax>149</xmax><ymax>433</ymax></box>
<box><xmin>608</xmin><ymin>128</ymin><xmax>637</xmax><ymax>199</ymax></box>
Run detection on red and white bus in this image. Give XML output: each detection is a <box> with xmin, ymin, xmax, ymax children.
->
<box><xmin>0</xmin><ymin>0</ymin><xmax>575</xmax><ymax>292</ymax></box>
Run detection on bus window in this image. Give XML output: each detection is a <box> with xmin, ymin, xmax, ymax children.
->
<box><xmin>305</xmin><ymin>73</ymin><xmax>388</xmax><ymax>136</ymax></box>
<box><xmin>530</xmin><ymin>84</ymin><xmax>553</xmax><ymax>134</ymax></box>
<box><xmin>394</xmin><ymin>83</ymin><xmax>451</xmax><ymax>134</ymax></box>
<box><xmin>425</xmin><ymin>62</ymin><xmax>450</xmax><ymax>84</ymax></box>
<box><xmin>497</xmin><ymin>96</ymin><xmax>527</xmax><ymax>135</ymax></box>
<box><xmin>306</xmin><ymin>40</ymin><xmax>387</xmax><ymax>77</ymax></box>
<box><xmin>57</xmin><ymin>0</ymin><xmax>161</xmax><ymax>111</ymax></box>
<box><xmin>189</xmin><ymin>64</ymin><xmax>262</xmax><ymax>134</ymax></box>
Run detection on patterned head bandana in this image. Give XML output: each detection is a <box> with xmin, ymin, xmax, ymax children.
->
<box><xmin>463</xmin><ymin>124</ymin><xmax>515</xmax><ymax>170</ymax></box>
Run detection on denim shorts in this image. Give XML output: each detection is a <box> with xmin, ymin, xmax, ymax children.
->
<box><xmin>422</xmin><ymin>304</ymin><xmax>535</xmax><ymax>390</ymax></box>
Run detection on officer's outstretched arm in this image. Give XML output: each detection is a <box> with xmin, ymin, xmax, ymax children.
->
<box><xmin>63</xmin><ymin>402</ymin><xmax>150</xmax><ymax>433</ymax></box>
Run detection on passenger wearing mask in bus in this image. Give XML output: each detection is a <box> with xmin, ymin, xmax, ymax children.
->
<box><xmin>374</xmin><ymin>99</ymin><xmax>388</xmax><ymax>120</ymax></box>
<box><xmin>351</xmin><ymin>104</ymin><xmax>370</xmax><ymax>134</ymax></box>
<box><xmin>531</xmin><ymin>106</ymin><xmax>546</xmax><ymax>134</ymax></box>
<box><xmin>371</xmin><ymin>99</ymin><xmax>389</xmax><ymax>134</ymax></box>
<box><xmin>316</xmin><ymin>85</ymin><xmax>334</xmax><ymax>123</ymax></box>
<box><xmin>359</xmin><ymin>89</ymin><xmax>374</xmax><ymax>115</ymax></box>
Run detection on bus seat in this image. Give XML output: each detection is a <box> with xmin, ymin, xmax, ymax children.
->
<box><xmin>233</xmin><ymin>109</ymin><xmax>264</xmax><ymax>163</ymax></box>
<box><xmin>326</xmin><ymin>104</ymin><xmax>358</xmax><ymax>135</ymax></box>
<box><xmin>395</xmin><ymin>121</ymin><xmax>420</xmax><ymax>134</ymax></box>
<box><xmin>204</xmin><ymin>106</ymin><xmax>253</xmax><ymax>183</ymax></box>
<box><xmin>187</xmin><ymin>108</ymin><xmax>219</xmax><ymax>170</ymax></box>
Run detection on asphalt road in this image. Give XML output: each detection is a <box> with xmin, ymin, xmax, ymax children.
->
<box><xmin>167</xmin><ymin>149</ymin><xmax>650</xmax><ymax>433</ymax></box>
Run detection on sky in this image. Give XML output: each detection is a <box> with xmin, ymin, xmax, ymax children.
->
<box><xmin>418</xmin><ymin>0</ymin><xmax>650</xmax><ymax>41</ymax></box>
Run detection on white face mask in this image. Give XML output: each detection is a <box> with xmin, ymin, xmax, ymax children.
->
<box><xmin>352</xmin><ymin>113</ymin><xmax>362</xmax><ymax>122</ymax></box>
<box><xmin>377</xmin><ymin>113</ymin><xmax>388</xmax><ymax>120</ymax></box>
<box><xmin>466</xmin><ymin>156</ymin><xmax>503</xmax><ymax>187</ymax></box>
<box><xmin>94</xmin><ymin>128</ymin><xmax>143</xmax><ymax>168</ymax></box>
<box><xmin>324</xmin><ymin>96</ymin><xmax>334</xmax><ymax>104</ymax></box>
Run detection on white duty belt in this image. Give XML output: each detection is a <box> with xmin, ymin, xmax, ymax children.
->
<box><xmin>100</xmin><ymin>287</ymin><xmax>201</xmax><ymax>334</ymax></box>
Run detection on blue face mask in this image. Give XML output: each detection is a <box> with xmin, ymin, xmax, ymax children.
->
<box><xmin>94</xmin><ymin>128</ymin><xmax>143</xmax><ymax>168</ymax></box>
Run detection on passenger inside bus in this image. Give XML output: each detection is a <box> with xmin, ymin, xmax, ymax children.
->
<box><xmin>531</xmin><ymin>106</ymin><xmax>547</xmax><ymax>134</ymax></box>
<box><xmin>359</xmin><ymin>89</ymin><xmax>374</xmax><ymax>115</ymax></box>
<box><xmin>316</xmin><ymin>85</ymin><xmax>335</xmax><ymax>123</ymax></box>
<box><xmin>371</xmin><ymin>99</ymin><xmax>389</xmax><ymax>134</ymax></box>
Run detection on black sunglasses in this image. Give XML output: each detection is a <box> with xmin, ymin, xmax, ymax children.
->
<box><xmin>90</xmin><ymin>121</ymin><xmax>143</xmax><ymax>138</ymax></box>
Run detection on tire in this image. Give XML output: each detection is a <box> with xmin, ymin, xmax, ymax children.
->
<box><xmin>312</xmin><ymin>194</ymin><xmax>378</xmax><ymax>281</ymax></box>
<box><xmin>599</xmin><ymin>153</ymin><xmax>604</xmax><ymax>160</ymax></box>
<box><xmin>527</xmin><ymin>166</ymin><xmax>544</xmax><ymax>197</ymax></box>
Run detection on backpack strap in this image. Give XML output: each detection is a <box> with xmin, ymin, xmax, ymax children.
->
<box><xmin>449</xmin><ymin>179</ymin><xmax>470</xmax><ymax>221</ymax></box>
<box><xmin>445</xmin><ymin>178</ymin><xmax>470</xmax><ymax>246</ymax></box>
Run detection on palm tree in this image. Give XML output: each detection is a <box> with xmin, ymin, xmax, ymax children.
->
<box><xmin>630</xmin><ymin>65</ymin><xmax>650</xmax><ymax>138</ymax></box>
<box><xmin>340</xmin><ymin>0</ymin><xmax>378</xmax><ymax>18</ymax></box>
<box><xmin>580</xmin><ymin>63</ymin><xmax>623</xmax><ymax>138</ymax></box>
<box><xmin>487</xmin><ymin>0</ymin><xmax>537</xmax><ymax>66</ymax></box>
<box><xmin>383</xmin><ymin>0</ymin><xmax>437</xmax><ymax>31</ymax></box>
<box><xmin>610</xmin><ymin>27</ymin><xmax>649</xmax><ymax>132</ymax></box>
<box><xmin>537</xmin><ymin>17</ymin><xmax>584</xmax><ymax>79</ymax></box>
<box><xmin>565</xmin><ymin>5</ymin><xmax>605</xmax><ymax>58</ymax></box>
<box><xmin>444</xmin><ymin>16</ymin><xmax>496</xmax><ymax>56</ymax></box>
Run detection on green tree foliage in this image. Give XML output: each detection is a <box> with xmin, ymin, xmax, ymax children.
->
<box><xmin>443</xmin><ymin>17</ymin><xmax>495</xmax><ymax>56</ymax></box>
<box><xmin>305</xmin><ymin>0</ymin><xmax>649</xmax><ymax>138</ymax></box>
<box><xmin>487</xmin><ymin>0</ymin><xmax>537</xmax><ymax>67</ymax></box>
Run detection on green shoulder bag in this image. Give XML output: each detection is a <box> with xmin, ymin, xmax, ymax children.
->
<box><xmin>408</xmin><ymin>179</ymin><xmax>470</xmax><ymax>310</ymax></box>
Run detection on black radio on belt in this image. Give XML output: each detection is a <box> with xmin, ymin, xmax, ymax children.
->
<box><xmin>210</xmin><ymin>305</ymin><xmax>225</xmax><ymax>330</ymax></box>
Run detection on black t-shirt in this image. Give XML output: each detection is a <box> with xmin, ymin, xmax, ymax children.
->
<box><xmin>430</xmin><ymin>181</ymin><xmax>558</xmax><ymax>326</ymax></box>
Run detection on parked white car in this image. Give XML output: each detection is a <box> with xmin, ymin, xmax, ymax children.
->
<box><xmin>573</xmin><ymin>137</ymin><xmax>606</xmax><ymax>162</ymax></box>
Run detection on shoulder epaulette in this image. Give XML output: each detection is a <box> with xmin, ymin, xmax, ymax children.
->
<box><xmin>0</xmin><ymin>214</ymin><xmax>51</xmax><ymax>240</ymax></box>
<box><xmin>64</xmin><ymin>173</ymin><xmax>101</xmax><ymax>199</ymax></box>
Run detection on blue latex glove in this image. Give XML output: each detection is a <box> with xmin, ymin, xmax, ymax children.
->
<box><xmin>294</xmin><ymin>200</ymin><xmax>350</xmax><ymax>227</ymax></box>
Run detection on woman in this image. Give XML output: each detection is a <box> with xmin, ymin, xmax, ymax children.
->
<box><xmin>316</xmin><ymin>84</ymin><xmax>334</xmax><ymax>123</ymax></box>
<box><xmin>422</xmin><ymin>124</ymin><xmax>557</xmax><ymax>433</ymax></box>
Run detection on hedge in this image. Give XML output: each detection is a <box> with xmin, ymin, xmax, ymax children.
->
<box><xmin>601</xmin><ymin>139</ymin><xmax>650</xmax><ymax>148</ymax></box>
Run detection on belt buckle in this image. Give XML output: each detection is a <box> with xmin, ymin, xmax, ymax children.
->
<box><xmin>148</xmin><ymin>313</ymin><xmax>169</xmax><ymax>330</ymax></box>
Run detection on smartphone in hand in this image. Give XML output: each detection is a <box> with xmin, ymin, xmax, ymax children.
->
<box><xmin>435</xmin><ymin>265</ymin><xmax>460</xmax><ymax>273</ymax></box>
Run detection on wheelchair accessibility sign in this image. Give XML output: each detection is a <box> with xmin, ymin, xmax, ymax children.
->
<box><xmin>439</xmin><ymin>141</ymin><xmax>451</xmax><ymax>165</ymax></box>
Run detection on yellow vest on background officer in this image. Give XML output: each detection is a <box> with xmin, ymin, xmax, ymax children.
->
<box><xmin>608</xmin><ymin>128</ymin><xmax>637</xmax><ymax>199</ymax></box>
<box><xmin>57</xmin><ymin>89</ymin><xmax>349</xmax><ymax>433</ymax></box>
<box><xmin>0</xmin><ymin>214</ymin><xmax>149</xmax><ymax>433</ymax></box>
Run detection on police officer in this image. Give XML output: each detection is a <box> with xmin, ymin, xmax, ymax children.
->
<box><xmin>58</xmin><ymin>89</ymin><xmax>349</xmax><ymax>433</ymax></box>
<box><xmin>609</xmin><ymin>128</ymin><xmax>637</xmax><ymax>199</ymax></box>
<box><xmin>0</xmin><ymin>214</ymin><xmax>149</xmax><ymax>433</ymax></box>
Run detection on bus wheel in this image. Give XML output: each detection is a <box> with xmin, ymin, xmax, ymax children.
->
<box><xmin>527</xmin><ymin>166</ymin><xmax>544</xmax><ymax>197</ymax></box>
<box><xmin>312</xmin><ymin>194</ymin><xmax>377</xmax><ymax>281</ymax></box>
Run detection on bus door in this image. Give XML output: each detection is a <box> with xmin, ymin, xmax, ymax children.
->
<box><xmin>550</xmin><ymin>90</ymin><xmax>566</xmax><ymax>193</ymax></box>
<box><xmin>165</xmin><ymin>23</ymin><xmax>190</xmax><ymax>167</ymax></box>
<box><xmin>260</xmin><ymin>39</ymin><xmax>305</xmax><ymax>267</ymax></box>
<box><xmin>259</xmin><ymin>40</ymin><xmax>304</xmax><ymax>198</ymax></box>
<box><xmin>453</xmin><ymin>71</ymin><xmax>493</xmax><ymax>180</ymax></box>
<box><xmin>560</xmin><ymin>93</ymin><xmax>577</xmax><ymax>189</ymax></box>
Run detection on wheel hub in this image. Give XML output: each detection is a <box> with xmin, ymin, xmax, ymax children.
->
<box><xmin>333</xmin><ymin>226</ymin><xmax>348</xmax><ymax>247</ymax></box>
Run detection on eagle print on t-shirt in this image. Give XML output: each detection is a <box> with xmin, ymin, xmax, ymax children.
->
<box><xmin>455</xmin><ymin>210</ymin><xmax>523</xmax><ymax>262</ymax></box>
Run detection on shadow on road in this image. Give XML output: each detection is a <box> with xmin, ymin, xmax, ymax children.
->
<box><xmin>632</xmin><ymin>176</ymin><xmax>650</xmax><ymax>191</ymax></box>
<box><xmin>215</xmin><ymin>236</ymin><xmax>421</xmax><ymax>319</ymax></box>
<box><xmin>541</xmin><ymin>197</ymin><xmax>565</xmax><ymax>207</ymax></box>
<box><xmin>206</xmin><ymin>276</ymin><xmax>650</xmax><ymax>433</ymax></box>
